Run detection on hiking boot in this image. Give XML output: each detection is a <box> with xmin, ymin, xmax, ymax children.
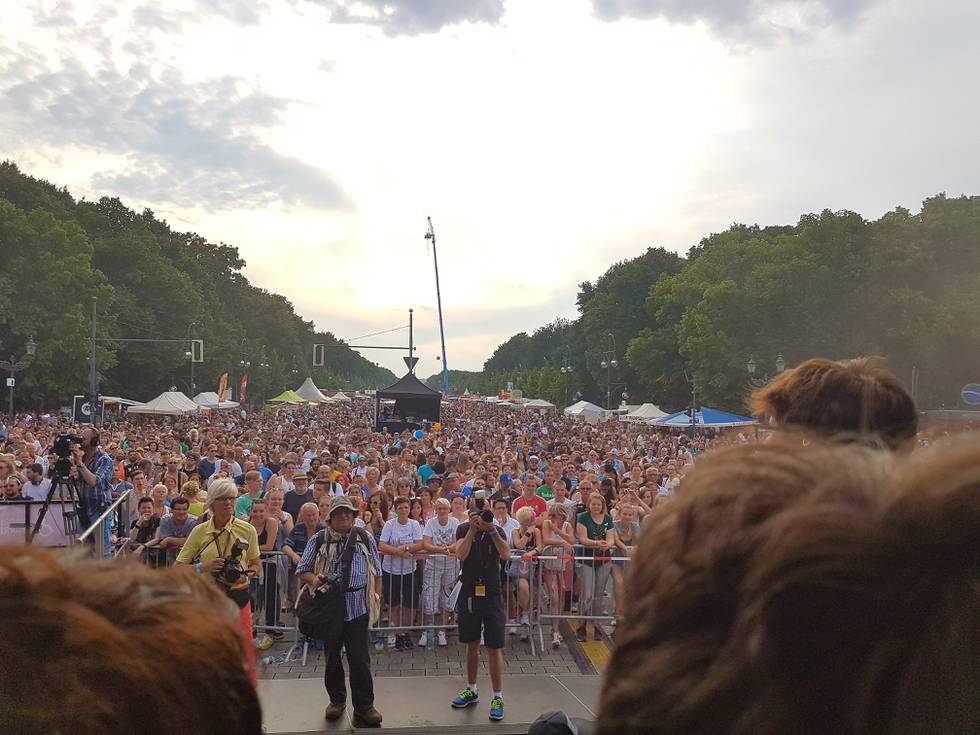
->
<box><xmin>324</xmin><ymin>702</ymin><xmax>346</xmax><ymax>721</ymax></box>
<box><xmin>353</xmin><ymin>708</ymin><xmax>383</xmax><ymax>728</ymax></box>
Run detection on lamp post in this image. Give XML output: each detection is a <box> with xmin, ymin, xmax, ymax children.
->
<box><xmin>1</xmin><ymin>336</ymin><xmax>37</xmax><ymax>417</ymax></box>
<box><xmin>187</xmin><ymin>322</ymin><xmax>198</xmax><ymax>395</ymax></box>
<box><xmin>746</xmin><ymin>352</ymin><xmax>785</xmax><ymax>388</ymax></box>
<box><xmin>599</xmin><ymin>333</ymin><xmax>618</xmax><ymax>409</ymax></box>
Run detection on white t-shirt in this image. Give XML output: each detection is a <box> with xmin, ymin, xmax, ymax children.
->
<box><xmin>494</xmin><ymin>515</ymin><xmax>520</xmax><ymax>548</ymax></box>
<box><xmin>22</xmin><ymin>478</ymin><xmax>51</xmax><ymax>501</ymax></box>
<box><xmin>380</xmin><ymin>518</ymin><xmax>423</xmax><ymax>575</ymax></box>
<box><xmin>422</xmin><ymin>515</ymin><xmax>459</xmax><ymax>549</ymax></box>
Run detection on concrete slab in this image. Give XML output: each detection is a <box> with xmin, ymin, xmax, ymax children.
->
<box><xmin>261</xmin><ymin>674</ymin><xmax>599</xmax><ymax>734</ymax></box>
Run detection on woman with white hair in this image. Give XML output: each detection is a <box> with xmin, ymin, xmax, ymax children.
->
<box><xmin>176</xmin><ymin>477</ymin><xmax>262</xmax><ymax>686</ymax></box>
<box><xmin>419</xmin><ymin>497</ymin><xmax>460</xmax><ymax>647</ymax></box>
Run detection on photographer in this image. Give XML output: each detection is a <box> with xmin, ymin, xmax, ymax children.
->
<box><xmin>296</xmin><ymin>495</ymin><xmax>384</xmax><ymax>728</ymax></box>
<box><xmin>175</xmin><ymin>478</ymin><xmax>261</xmax><ymax>686</ymax></box>
<box><xmin>451</xmin><ymin>493</ymin><xmax>511</xmax><ymax>722</ymax></box>
<box><xmin>68</xmin><ymin>427</ymin><xmax>114</xmax><ymax>555</ymax></box>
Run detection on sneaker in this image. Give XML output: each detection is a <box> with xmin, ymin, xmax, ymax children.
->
<box><xmin>576</xmin><ymin>626</ymin><xmax>587</xmax><ymax>642</ymax></box>
<box><xmin>519</xmin><ymin>624</ymin><xmax>529</xmax><ymax>642</ymax></box>
<box><xmin>375</xmin><ymin>639</ymin><xmax>385</xmax><ymax>653</ymax></box>
<box><xmin>552</xmin><ymin>631</ymin><xmax>562</xmax><ymax>649</ymax></box>
<box><xmin>489</xmin><ymin>696</ymin><xmax>505</xmax><ymax>721</ymax></box>
<box><xmin>402</xmin><ymin>634</ymin><xmax>415</xmax><ymax>650</ymax></box>
<box><xmin>387</xmin><ymin>634</ymin><xmax>397</xmax><ymax>650</ymax></box>
<box><xmin>437</xmin><ymin>630</ymin><xmax>448</xmax><ymax>647</ymax></box>
<box><xmin>507</xmin><ymin>619</ymin><xmax>518</xmax><ymax>635</ymax></box>
<box><xmin>418</xmin><ymin>632</ymin><xmax>429</xmax><ymax>647</ymax></box>
<box><xmin>394</xmin><ymin>635</ymin><xmax>407</xmax><ymax>651</ymax></box>
<box><xmin>519</xmin><ymin>612</ymin><xmax>529</xmax><ymax>626</ymax></box>
<box><xmin>451</xmin><ymin>687</ymin><xmax>480</xmax><ymax>708</ymax></box>
<box><xmin>257</xmin><ymin>634</ymin><xmax>275</xmax><ymax>651</ymax></box>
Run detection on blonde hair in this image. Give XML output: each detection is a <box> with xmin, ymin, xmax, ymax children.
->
<box><xmin>515</xmin><ymin>506</ymin><xmax>535</xmax><ymax>524</ymax></box>
<box><xmin>434</xmin><ymin>497</ymin><xmax>451</xmax><ymax>509</ymax></box>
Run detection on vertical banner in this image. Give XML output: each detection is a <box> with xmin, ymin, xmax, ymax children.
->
<box><xmin>240</xmin><ymin>373</ymin><xmax>249</xmax><ymax>403</ymax></box>
<box><xmin>217</xmin><ymin>372</ymin><xmax>229</xmax><ymax>402</ymax></box>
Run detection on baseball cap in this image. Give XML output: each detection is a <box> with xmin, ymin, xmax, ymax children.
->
<box><xmin>528</xmin><ymin>711</ymin><xmax>593</xmax><ymax>735</ymax></box>
<box><xmin>528</xmin><ymin>455</ymin><xmax>539</xmax><ymax>462</ymax></box>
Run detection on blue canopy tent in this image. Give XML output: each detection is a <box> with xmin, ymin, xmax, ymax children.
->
<box><xmin>656</xmin><ymin>406</ymin><xmax>756</xmax><ymax>428</ymax></box>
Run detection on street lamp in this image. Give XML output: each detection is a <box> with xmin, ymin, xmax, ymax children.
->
<box><xmin>747</xmin><ymin>353</ymin><xmax>786</xmax><ymax>388</ymax></box>
<box><xmin>1</xmin><ymin>336</ymin><xmax>37</xmax><ymax>417</ymax></box>
<box><xmin>600</xmin><ymin>333</ymin><xmax>619</xmax><ymax>409</ymax></box>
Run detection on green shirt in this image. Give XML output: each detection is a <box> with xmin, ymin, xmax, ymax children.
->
<box><xmin>577</xmin><ymin>511</ymin><xmax>613</xmax><ymax>562</ymax></box>
<box><xmin>236</xmin><ymin>492</ymin><xmax>264</xmax><ymax>519</ymax></box>
<box><xmin>536</xmin><ymin>484</ymin><xmax>555</xmax><ymax>501</ymax></box>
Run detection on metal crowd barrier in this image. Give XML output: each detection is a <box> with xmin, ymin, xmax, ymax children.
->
<box><xmin>534</xmin><ymin>550</ymin><xmax>629</xmax><ymax>651</ymax></box>
<box><xmin>371</xmin><ymin>551</ymin><xmax>540</xmax><ymax>655</ymax></box>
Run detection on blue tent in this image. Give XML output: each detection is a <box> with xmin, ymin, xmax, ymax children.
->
<box><xmin>656</xmin><ymin>406</ymin><xmax>755</xmax><ymax>428</ymax></box>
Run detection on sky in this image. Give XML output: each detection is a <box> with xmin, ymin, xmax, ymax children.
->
<box><xmin>3</xmin><ymin>0</ymin><xmax>979</xmax><ymax>377</ymax></box>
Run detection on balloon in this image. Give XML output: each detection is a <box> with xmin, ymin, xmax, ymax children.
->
<box><xmin>413</xmin><ymin>429</ymin><xmax>425</xmax><ymax>440</ymax></box>
<box><xmin>433</xmin><ymin>422</ymin><xmax>442</xmax><ymax>431</ymax></box>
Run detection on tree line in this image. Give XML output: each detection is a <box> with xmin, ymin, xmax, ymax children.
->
<box><xmin>0</xmin><ymin>162</ymin><xmax>395</xmax><ymax>410</ymax></box>
<box><xmin>430</xmin><ymin>195</ymin><xmax>980</xmax><ymax>412</ymax></box>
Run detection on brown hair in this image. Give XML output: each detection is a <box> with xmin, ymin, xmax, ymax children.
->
<box><xmin>748</xmin><ymin>357</ymin><xmax>917</xmax><ymax>449</ymax></box>
<box><xmin>598</xmin><ymin>435</ymin><xmax>980</xmax><ymax>735</ymax></box>
<box><xmin>0</xmin><ymin>547</ymin><xmax>261</xmax><ymax>734</ymax></box>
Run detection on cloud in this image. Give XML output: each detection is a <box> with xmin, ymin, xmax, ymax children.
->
<box><xmin>307</xmin><ymin>0</ymin><xmax>506</xmax><ymax>35</ymax></box>
<box><xmin>0</xmin><ymin>55</ymin><xmax>349</xmax><ymax>211</ymax></box>
<box><xmin>591</xmin><ymin>0</ymin><xmax>879</xmax><ymax>42</ymax></box>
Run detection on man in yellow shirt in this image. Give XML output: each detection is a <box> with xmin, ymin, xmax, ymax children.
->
<box><xmin>176</xmin><ymin>478</ymin><xmax>261</xmax><ymax>685</ymax></box>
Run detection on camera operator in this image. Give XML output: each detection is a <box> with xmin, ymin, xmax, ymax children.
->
<box><xmin>451</xmin><ymin>492</ymin><xmax>511</xmax><ymax>722</ymax></box>
<box><xmin>69</xmin><ymin>427</ymin><xmax>114</xmax><ymax>555</ymax></box>
<box><xmin>296</xmin><ymin>495</ymin><xmax>384</xmax><ymax>728</ymax></box>
<box><xmin>175</xmin><ymin>478</ymin><xmax>261</xmax><ymax>686</ymax></box>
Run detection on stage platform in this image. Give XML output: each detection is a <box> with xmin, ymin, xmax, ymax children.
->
<box><xmin>261</xmin><ymin>674</ymin><xmax>602</xmax><ymax>734</ymax></box>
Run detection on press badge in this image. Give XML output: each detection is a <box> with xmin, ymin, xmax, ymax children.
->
<box><xmin>474</xmin><ymin>584</ymin><xmax>486</xmax><ymax>597</ymax></box>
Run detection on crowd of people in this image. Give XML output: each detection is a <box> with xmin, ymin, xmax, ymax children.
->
<box><xmin>2</xmin><ymin>356</ymin><xmax>977</xmax><ymax>733</ymax></box>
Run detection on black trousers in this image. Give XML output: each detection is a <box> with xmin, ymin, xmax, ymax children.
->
<box><xmin>263</xmin><ymin>562</ymin><xmax>279</xmax><ymax>627</ymax></box>
<box><xmin>323</xmin><ymin>613</ymin><xmax>374</xmax><ymax>713</ymax></box>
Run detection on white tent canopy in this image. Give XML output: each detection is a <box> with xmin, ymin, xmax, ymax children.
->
<box><xmin>623</xmin><ymin>402</ymin><xmax>668</xmax><ymax>423</ymax></box>
<box><xmin>193</xmin><ymin>391</ymin><xmax>239</xmax><ymax>410</ymax></box>
<box><xmin>330</xmin><ymin>391</ymin><xmax>352</xmax><ymax>402</ymax></box>
<box><xmin>524</xmin><ymin>398</ymin><xmax>556</xmax><ymax>409</ymax></box>
<box><xmin>127</xmin><ymin>391</ymin><xmax>199</xmax><ymax>416</ymax></box>
<box><xmin>564</xmin><ymin>400</ymin><xmax>608</xmax><ymax>424</ymax></box>
<box><xmin>295</xmin><ymin>377</ymin><xmax>330</xmax><ymax>403</ymax></box>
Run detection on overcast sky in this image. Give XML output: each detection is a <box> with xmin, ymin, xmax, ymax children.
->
<box><xmin>3</xmin><ymin>0</ymin><xmax>978</xmax><ymax>376</ymax></box>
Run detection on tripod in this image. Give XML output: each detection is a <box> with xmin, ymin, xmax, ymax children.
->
<box><xmin>29</xmin><ymin>466</ymin><xmax>82</xmax><ymax>545</ymax></box>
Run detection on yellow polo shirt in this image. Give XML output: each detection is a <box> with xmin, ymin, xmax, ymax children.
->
<box><xmin>176</xmin><ymin>516</ymin><xmax>260</xmax><ymax>590</ymax></box>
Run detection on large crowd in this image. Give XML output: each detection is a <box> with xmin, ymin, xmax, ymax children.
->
<box><xmin>0</xmin><ymin>391</ymin><xmax>720</xmax><ymax>650</ymax></box>
<box><xmin>3</xmin><ymin>356</ymin><xmax>978</xmax><ymax>735</ymax></box>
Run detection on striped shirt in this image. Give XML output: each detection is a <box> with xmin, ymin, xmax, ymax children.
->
<box><xmin>296</xmin><ymin>530</ymin><xmax>381</xmax><ymax>622</ymax></box>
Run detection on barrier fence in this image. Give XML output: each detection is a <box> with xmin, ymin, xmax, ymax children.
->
<box><xmin>99</xmin><ymin>539</ymin><xmax>631</xmax><ymax>660</ymax></box>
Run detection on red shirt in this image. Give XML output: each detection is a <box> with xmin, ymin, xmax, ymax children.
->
<box><xmin>512</xmin><ymin>494</ymin><xmax>547</xmax><ymax>519</ymax></box>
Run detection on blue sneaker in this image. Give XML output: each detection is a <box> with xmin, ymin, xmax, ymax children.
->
<box><xmin>489</xmin><ymin>696</ymin><xmax>504</xmax><ymax>721</ymax></box>
<box><xmin>451</xmin><ymin>687</ymin><xmax>479</xmax><ymax>708</ymax></box>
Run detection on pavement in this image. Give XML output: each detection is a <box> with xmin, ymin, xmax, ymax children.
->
<box><xmin>257</xmin><ymin>620</ymin><xmax>608</xmax><ymax>680</ymax></box>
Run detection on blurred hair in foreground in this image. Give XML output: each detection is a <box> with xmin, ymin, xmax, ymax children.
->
<box><xmin>0</xmin><ymin>547</ymin><xmax>262</xmax><ymax>735</ymax></box>
<box><xmin>599</xmin><ymin>434</ymin><xmax>980</xmax><ymax>735</ymax></box>
<box><xmin>748</xmin><ymin>356</ymin><xmax>917</xmax><ymax>449</ymax></box>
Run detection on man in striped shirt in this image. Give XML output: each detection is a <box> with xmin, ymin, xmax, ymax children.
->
<box><xmin>297</xmin><ymin>495</ymin><xmax>383</xmax><ymax>728</ymax></box>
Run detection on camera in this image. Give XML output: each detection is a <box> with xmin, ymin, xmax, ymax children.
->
<box><xmin>472</xmin><ymin>489</ymin><xmax>494</xmax><ymax>524</ymax></box>
<box><xmin>215</xmin><ymin>538</ymin><xmax>250</xmax><ymax>587</ymax></box>
<box><xmin>574</xmin><ymin>501</ymin><xmax>587</xmax><ymax>514</ymax></box>
<box><xmin>315</xmin><ymin>567</ymin><xmax>343</xmax><ymax>597</ymax></box>
<box><xmin>51</xmin><ymin>433</ymin><xmax>83</xmax><ymax>478</ymax></box>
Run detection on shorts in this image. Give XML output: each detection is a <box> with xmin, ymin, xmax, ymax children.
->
<box><xmin>456</xmin><ymin>595</ymin><xmax>505</xmax><ymax>649</ymax></box>
<box><xmin>383</xmin><ymin>570</ymin><xmax>420</xmax><ymax>609</ymax></box>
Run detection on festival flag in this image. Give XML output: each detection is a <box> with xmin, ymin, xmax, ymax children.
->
<box><xmin>217</xmin><ymin>372</ymin><xmax>229</xmax><ymax>402</ymax></box>
<box><xmin>240</xmin><ymin>373</ymin><xmax>249</xmax><ymax>402</ymax></box>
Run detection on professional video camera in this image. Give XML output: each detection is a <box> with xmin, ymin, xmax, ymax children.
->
<box><xmin>214</xmin><ymin>538</ymin><xmax>250</xmax><ymax>587</ymax></box>
<box><xmin>51</xmin><ymin>433</ymin><xmax>83</xmax><ymax>478</ymax></box>
<box><xmin>472</xmin><ymin>489</ymin><xmax>494</xmax><ymax>524</ymax></box>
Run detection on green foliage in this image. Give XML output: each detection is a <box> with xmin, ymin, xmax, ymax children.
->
<box><xmin>472</xmin><ymin>198</ymin><xmax>980</xmax><ymax>412</ymax></box>
<box><xmin>0</xmin><ymin>162</ymin><xmax>395</xmax><ymax>409</ymax></box>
